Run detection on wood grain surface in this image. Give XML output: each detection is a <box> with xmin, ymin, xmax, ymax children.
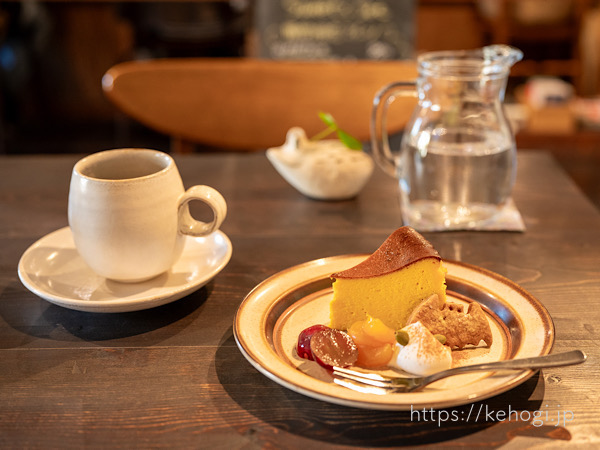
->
<box><xmin>1</xmin><ymin>151</ymin><xmax>599</xmax><ymax>448</ymax></box>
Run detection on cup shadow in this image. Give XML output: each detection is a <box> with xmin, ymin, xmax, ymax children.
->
<box><xmin>0</xmin><ymin>281</ymin><xmax>211</xmax><ymax>346</ymax></box>
<box><xmin>42</xmin><ymin>285</ymin><xmax>211</xmax><ymax>342</ymax></box>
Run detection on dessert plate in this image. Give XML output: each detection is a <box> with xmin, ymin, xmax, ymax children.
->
<box><xmin>234</xmin><ymin>255</ymin><xmax>554</xmax><ymax>411</ymax></box>
<box><xmin>18</xmin><ymin>227</ymin><xmax>232</xmax><ymax>313</ymax></box>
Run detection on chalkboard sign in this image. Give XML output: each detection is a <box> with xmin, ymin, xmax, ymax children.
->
<box><xmin>254</xmin><ymin>0</ymin><xmax>415</xmax><ymax>60</ymax></box>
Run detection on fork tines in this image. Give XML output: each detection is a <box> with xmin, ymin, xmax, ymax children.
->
<box><xmin>332</xmin><ymin>366</ymin><xmax>418</xmax><ymax>390</ymax></box>
<box><xmin>332</xmin><ymin>366</ymin><xmax>392</xmax><ymax>388</ymax></box>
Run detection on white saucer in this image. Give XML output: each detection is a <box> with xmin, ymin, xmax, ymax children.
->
<box><xmin>18</xmin><ymin>227</ymin><xmax>232</xmax><ymax>313</ymax></box>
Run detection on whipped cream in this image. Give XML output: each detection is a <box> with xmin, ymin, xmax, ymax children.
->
<box><xmin>389</xmin><ymin>322</ymin><xmax>452</xmax><ymax>376</ymax></box>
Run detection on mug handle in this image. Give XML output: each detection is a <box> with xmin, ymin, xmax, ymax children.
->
<box><xmin>370</xmin><ymin>81</ymin><xmax>417</xmax><ymax>177</ymax></box>
<box><xmin>177</xmin><ymin>186</ymin><xmax>227</xmax><ymax>237</ymax></box>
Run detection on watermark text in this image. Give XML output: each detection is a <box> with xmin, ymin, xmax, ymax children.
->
<box><xmin>410</xmin><ymin>404</ymin><xmax>574</xmax><ymax>428</ymax></box>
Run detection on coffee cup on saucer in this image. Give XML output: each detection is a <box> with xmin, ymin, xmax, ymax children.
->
<box><xmin>68</xmin><ymin>148</ymin><xmax>227</xmax><ymax>283</ymax></box>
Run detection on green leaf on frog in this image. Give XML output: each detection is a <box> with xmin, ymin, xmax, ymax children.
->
<box><xmin>336</xmin><ymin>129</ymin><xmax>363</xmax><ymax>150</ymax></box>
<box><xmin>317</xmin><ymin>111</ymin><xmax>337</xmax><ymax>128</ymax></box>
<box><xmin>313</xmin><ymin>111</ymin><xmax>363</xmax><ymax>151</ymax></box>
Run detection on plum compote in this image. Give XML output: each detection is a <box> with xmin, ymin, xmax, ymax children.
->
<box><xmin>296</xmin><ymin>325</ymin><xmax>358</xmax><ymax>369</ymax></box>
<box><xmin>310</xmin><ymin>328</ymin><xmax>358</xmax><ymax>369</ymax></box>
<box><xmin>296</xmin><ymin>324</ymin><xmax>329</xmax><ymax>360</ymax></box>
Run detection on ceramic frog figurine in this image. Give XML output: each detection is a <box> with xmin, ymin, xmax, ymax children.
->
<box><xmin>266</xmin><ymin>127</ymin><xmax>374</xmax><ymax>200</ymax></box>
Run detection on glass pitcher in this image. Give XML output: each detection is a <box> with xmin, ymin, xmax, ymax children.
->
<box><xmin>371</xmin><ymin>45</ymin><xmax>523</xmax><ymax>231</ymax></box>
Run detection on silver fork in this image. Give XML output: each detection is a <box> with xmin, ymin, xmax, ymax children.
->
<box><xmin>333</xmin><ymin>350</ymin><xmax>586</xmax><ymax>393</ymax></box>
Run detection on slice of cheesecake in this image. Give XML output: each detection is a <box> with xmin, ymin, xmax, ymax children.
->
<box><xmin>330</xmin><ymin>227</ymin><xmax>447</xmax><ymax>331</ymax></box>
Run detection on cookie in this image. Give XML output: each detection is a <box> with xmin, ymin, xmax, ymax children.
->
<box><xmin>407</xmin><ymin>294</ymin><xmax>493</xmax><ymax>349</ymax></box>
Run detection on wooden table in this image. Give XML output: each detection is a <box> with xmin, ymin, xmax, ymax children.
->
<box><xmin>1</xmin><ymin>151</ymin><xmax>599</xmax><ymax>448</ymax></box>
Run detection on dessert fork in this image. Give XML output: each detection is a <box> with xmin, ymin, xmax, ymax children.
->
<box><xmin>333</xmin><ymin>350</ymin><xmax>586</xmax><ymax>393</ymax></box>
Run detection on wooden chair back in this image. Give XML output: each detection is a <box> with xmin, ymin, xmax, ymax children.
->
<box><xmin>102</xmin><ymin>58</ymin><xmax>418</xmax><ymax>152</ymax></box>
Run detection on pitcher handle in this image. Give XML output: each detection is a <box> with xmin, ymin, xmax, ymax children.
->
<box><xmin>370</xmin><ymin>81</ymin><xmax>417</xmax><ymax>177</ymax></box>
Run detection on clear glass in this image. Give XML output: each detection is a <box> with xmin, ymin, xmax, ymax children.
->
<box><xmin>371</xmin><ymin>45</ymin><xmax>523</xmax><ymax>231</ymax></box>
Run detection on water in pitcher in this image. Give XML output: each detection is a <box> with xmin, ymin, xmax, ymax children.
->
<box><xmin>398</xmin><ymin>129</ymin><xmax>516</xmax><ymax>229</ymax></box>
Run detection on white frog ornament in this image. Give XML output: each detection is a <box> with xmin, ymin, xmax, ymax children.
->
<box><xmin>266</xmin><ymin>127</ymin><xmax>374</xmax><ymax>200</ymax></box>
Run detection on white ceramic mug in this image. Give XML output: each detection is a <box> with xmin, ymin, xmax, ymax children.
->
<box><xmin>68</xmin><ymin>148</ymin><xmax>227</xmax><ymax>282</ymax></box>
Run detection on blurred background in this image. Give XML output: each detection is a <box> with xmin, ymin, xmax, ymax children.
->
<box><xmin>1</xmin><ymin>0</ymin><xmax>599</xmax><ymax>208</ymax></box>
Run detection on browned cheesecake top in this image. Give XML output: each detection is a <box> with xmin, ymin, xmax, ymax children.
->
<box><xmin>331</xmin><ymin>227</ymin><xmax>441</xmax><ymax>279</ymax></box>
